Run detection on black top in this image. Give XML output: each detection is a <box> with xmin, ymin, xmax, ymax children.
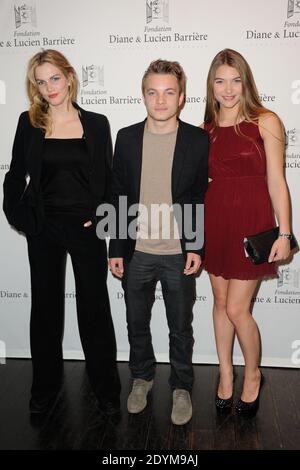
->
<box><xmin>41</xmin><ymin>138</ymin><xmax>93</xmax><ymax>215</ymax></box>
<box><xmin>3</xmin><ymin>105</ymin><xmax>112</xmax><ymax>236</ymax></box>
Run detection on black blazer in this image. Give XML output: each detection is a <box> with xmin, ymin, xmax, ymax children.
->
<box><xmin>3</xmin><ymin>103</ymin><xmax>112</xmax><ymax>235</ymax></box>
<box><xmin>108</xmin><ymin>119</ymin><xmax>209</xmax><ymax>261</ymax></box>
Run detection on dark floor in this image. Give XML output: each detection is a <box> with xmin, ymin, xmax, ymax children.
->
<box><xmin>0</xmin><ymin>359</ymin><xmax>299</xmax><ymax>451</ymax></box>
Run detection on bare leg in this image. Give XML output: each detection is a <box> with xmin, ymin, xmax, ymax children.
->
<box><xmin>209</xmin><ymin>274</ymin><xmax>235</xmax><ymax>399</ymax></box>
<box><xmin>226</xmin><ymin>279</ymin><xmax>261</xmax><ymax>402</ymax></box>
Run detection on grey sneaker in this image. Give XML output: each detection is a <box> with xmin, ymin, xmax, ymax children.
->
<box><xmin>171</xmin><ymin>389</ymin><xmax>192</xmax><ymax>425</ymax></box>
<box><xmin>127</xmin><ymin>378</ymin><xmax>153</xmax><ymax>413</ymax></box>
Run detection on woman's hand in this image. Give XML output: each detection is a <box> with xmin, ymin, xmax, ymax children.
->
<box><xmin>83</xmin><ymin>220</ymin><xmax>93</xmax><ymax>227</ymax></box>
<box><xmin>268</xmin><ymin>237</ymin><xmax>291</xmax><ymax>262</ymax></box>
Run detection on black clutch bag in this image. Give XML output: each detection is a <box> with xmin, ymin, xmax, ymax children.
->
<box><xmin>244</xmin><ymin>227</ymin><xmax>297</xmax><ymax>265</ymax></box>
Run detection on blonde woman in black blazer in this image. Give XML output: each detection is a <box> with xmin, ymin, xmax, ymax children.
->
<box><xmin>3</xmin><ymin>49</ymin><xmax>120</xmax><ymax>416</ymax></box>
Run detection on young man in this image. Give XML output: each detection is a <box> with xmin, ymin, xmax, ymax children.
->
<box><xmin>109</xmin><ymin>60</ymin><xmax>208</xmax><ymax>425</ymax></box>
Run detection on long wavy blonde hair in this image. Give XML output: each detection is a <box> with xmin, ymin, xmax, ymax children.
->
<box><xmin>204</xmin><ymin>48</ymin><xmax>271</xmax><ymax>127</ymax></box>
<box><xmin>26</xmin><ymin>49</ymin><xmax>78</xmax><ymax>134</ymax></box>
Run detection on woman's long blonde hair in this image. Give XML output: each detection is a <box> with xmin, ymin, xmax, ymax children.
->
<box><xmin>204</xmin><ymin>48</ymin><xmax>270</xmax><ymax>127</ymax></box>
<box><xmin>26</xmin><ymin>49</ymin><xmax>78</xmax><ymax>134</ymax></box>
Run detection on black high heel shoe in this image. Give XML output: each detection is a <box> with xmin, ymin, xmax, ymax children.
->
<box><xmin>215</xmin><ymin>373</ymin><xmax>235</xmax><ymax>411</ymax></box>
<box><xmin>235</xmin><ymin>372</ymin><xmax>264</xmax><ymax>415</ymax></box>
<box><xmin>215</xmin><ymin>394</ymin><xmax>233</xmax><ymax>410</ymax></box>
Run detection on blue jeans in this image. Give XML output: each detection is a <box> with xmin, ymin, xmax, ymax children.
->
<box><xmin>122</xmin><ymin>251</ymin><xmax>195</xmax><ymax>391</ymax></box>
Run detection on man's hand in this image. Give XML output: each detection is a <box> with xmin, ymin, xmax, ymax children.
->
<box><xmin>184</xmin><ymin>253</ymin><xmax>201</xmax><ymax>275</ymax></box>
<box><xmin>109</xmin><ymin>258</ymin><xmax>124</xmax><ymax>278</ymax></box>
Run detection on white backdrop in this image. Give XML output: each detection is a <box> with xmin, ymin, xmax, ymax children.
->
<box><xmin>0</xmin><ymin>0</ymin><xmax>299</xmax><ymax>367</ymax></box>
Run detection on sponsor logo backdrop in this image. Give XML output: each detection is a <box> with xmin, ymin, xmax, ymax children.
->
<box><xmin>0</xmin><ymin>0</ymin><xmax>299</xmax><ymax>367</ymax></box>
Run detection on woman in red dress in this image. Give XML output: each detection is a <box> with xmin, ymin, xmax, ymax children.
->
<box><xmin>202</xmin><ymin>49</ymin><xmax>292</xmax><ymax>414</ymax></box>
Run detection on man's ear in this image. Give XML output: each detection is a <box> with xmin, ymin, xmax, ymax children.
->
<box><xmin>179</xmin><ymin>92</ymin><xmax>185</xmax><ymax>107</ymax></box>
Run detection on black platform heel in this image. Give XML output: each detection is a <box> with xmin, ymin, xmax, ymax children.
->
<box><xmin>215</xmin><ymin>372</ymin><xmax>236</xmax><ymax>411</ymax></box>
<box><xmin>235</xmin><ymin>372</ymin><xmax>264</xmax><ymax>415</ymax></box>
<box><xmin>215</xmin><ymin>394</ymin><xmax>233</xmax><ymax>410</ymax></box>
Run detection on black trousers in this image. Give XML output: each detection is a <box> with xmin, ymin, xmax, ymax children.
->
<box><xmin>122</xmin><ymin>251</ymin><xmax>195</xmax><ymax>391</ymax></box>
<box><xmin>26</xmin><ymin>213</ymin><xmax>120</xmax><ymax>404</ymax></box>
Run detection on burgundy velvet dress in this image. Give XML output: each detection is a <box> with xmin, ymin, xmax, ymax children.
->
<box><xmin>204</xmin><ymin>121</ymin><xmax>277</xmax><ymax>280</ymax></box>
